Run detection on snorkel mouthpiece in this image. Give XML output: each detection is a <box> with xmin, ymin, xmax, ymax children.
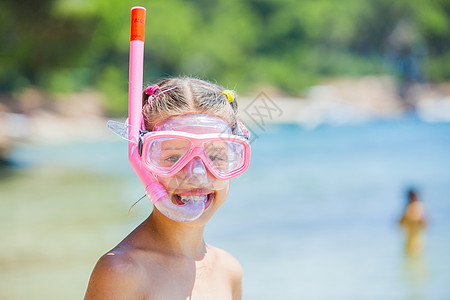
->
<box><xmin>127</xmin><ymin>7</ymin><xmax>206</xmax><ymax>222</ymax></box>
<box><xmin>146</xmin><ymin>181</ymin><xmax>206</xmax><ymax>222</ymax></box>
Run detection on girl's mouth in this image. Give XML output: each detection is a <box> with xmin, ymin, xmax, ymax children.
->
<box><xmin>173</xmin><ymin>192</ymin><xmax>214</xmax><ymax>209</ymax></box>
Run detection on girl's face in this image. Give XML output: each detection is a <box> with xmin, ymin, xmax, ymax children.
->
<box><xmin>152</xmin><ymin>113</ymin><xmax>233</xmax><ymax>224</ymax></box>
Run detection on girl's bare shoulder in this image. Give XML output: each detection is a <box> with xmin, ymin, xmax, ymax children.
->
<box><xmin>84</xmin><ymin>247</ymin><xmax>148</xmax><ymax>299</ymax></box>
<box><xmin>85</xmin><ymin>240</ymin><xmax>168</xmax><ymax>300</ymax></box>
<box><xmin>207</xmin><ymin>245</ymin><xmax>243</xmax><ymax>297</ymax></box>
<box><xmin>208</xmin><ymin>245</ymin><xmax>242</xmax><ymax>270</ymax></box>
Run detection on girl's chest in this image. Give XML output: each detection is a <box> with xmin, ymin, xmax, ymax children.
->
<box><xmin>143</xmin><ymin>260</ymin><xmax>233</xmax><ymax>300</ymax></box>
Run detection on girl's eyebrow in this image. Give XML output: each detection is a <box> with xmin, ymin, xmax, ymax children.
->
<box><xmin>162</xmin><ymin>146</ymin><xmax>189</xmax><ymax>151</ymax></box>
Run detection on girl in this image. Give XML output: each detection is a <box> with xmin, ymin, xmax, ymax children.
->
<box><xmin>84</xmin><ymin>77</ymin><xmax>251</xmax><ymax>299</ymax></box>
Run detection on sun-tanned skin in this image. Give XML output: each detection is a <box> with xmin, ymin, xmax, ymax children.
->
<box><xmin>84</xmin><ymin>182</ymin><xmax>242</xmax><ymax>300</ymax></box>
<box><xmin>86</xmin><ymin>77</ymin><xmax>246</xmax><ymax>299</ymax></box>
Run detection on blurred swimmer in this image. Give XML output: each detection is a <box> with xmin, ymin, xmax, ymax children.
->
<box><xmin>399</xmin><ymin>188</ymin><xmax>427</xmax><ymax>256</ymax></box>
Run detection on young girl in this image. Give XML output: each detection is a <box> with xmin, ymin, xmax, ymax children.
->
<box><xmin>84</xmin><ymin>77</ymin><xmax>251</xmax><ymax>299</ymax></box>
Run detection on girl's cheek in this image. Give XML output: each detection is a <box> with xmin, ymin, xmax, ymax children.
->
<box><xmin>215</xmin><ymin>181</ymin><xmax>230</xmax><ymax>206</ymax></box>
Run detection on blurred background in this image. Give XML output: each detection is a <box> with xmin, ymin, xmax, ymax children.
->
<box><xmin>1</xmin><ymin>0</ymin><xmax>449</xmax><ymax>299</ymax></box>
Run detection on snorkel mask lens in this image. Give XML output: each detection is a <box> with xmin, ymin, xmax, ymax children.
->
<box><xmin>143</xmin><ymin>135</ymin><xmax>249</xmax><ymax>180</ymax></box>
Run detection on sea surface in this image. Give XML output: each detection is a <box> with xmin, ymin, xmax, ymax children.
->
<box><xmin>2</xmin><ymin>116</ymin><xmax>450</xmax><ymax>299</ymax></box>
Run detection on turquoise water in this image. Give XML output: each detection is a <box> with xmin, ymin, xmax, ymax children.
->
<box><xmin>210</xmin><ymin>117</ymin><xmax>450</xmax><ymax>300</ymax></box>
<box><xmin>8</xmin><ymin>117</ymin><xmax>450</xmax><ymax>299</ymax></box>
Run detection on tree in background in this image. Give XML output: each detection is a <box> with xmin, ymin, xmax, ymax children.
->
<box><xmin>0</xmin><ymin>0</ymin><xmax>97</xmax><ymax>93</ymax></box>
<box><xmin>1</xmin><ymin>0</ymin><xmax>449</xmax><ymax>114</ymax></box>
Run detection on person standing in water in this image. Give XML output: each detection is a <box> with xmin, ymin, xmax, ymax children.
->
<box><xmin>399</xmin><ymin>188</ymin><xmax>427</xmax><ymax>256</ymax></box>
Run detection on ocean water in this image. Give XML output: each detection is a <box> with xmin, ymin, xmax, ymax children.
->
<box><xmin>208</xmin><ymin>117</ymin><xmax>450</xmax><ymax>300</ymax></box>
<box><xmin>5</xmin><ymin>116</ymin><xmax>450</xmax><ymax>299</ymax></box>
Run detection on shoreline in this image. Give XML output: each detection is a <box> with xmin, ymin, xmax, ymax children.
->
<box><xmin>1</xmin><ymin>76</ymin><xmax>450</xmax><ymax>156</ymax></box>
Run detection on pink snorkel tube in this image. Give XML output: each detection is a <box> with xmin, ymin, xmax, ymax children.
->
<box><xmin>127</xmin><ymin>7</ymin><xmax>205</xmax><ymax>222</ymax></box>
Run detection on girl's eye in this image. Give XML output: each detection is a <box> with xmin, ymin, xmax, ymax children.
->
<box><xmin>209</xmin><ymin>155</ymin><xmax>226</xmax><ymax>162</ymax></box>
<box><xmin>166</xmin><ymin>155</ymin><xmax>181</xmax><ymax>163</ymax></box>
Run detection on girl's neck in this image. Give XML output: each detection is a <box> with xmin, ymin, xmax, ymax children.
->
<box><xmin>145</xmin><ymin>210</ymin><xmax>207</xmax><ymax>260</ymax></box>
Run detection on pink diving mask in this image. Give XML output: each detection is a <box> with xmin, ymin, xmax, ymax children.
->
<box><xmin>107</xmin><ymin>113</ymin><xmax>251</xmax><ymax>222</ymax></box>
<box><xmin>142</xmin><ymin>114</ymin><xmax>251</xmax><ymax>180</ymax></box>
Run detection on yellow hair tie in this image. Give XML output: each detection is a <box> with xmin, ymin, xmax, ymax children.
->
<box><xmin>222</xmin><ymin>90</ymin><xmax>235</xmax><ymax>103</ymax></box>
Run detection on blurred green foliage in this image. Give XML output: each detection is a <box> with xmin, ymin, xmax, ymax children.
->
<box><xmin>1</xmin><ymin>0</ymin><xmax>449</xmax><ymax>113</ymax></box>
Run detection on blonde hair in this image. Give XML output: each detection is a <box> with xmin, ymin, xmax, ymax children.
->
<box><xmin>142</xmin><ymin>77</ymin><xmax>238</xmax><ymax>132</ymax></box>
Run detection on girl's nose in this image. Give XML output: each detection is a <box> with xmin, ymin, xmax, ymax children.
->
<box><xmin>184</xmin><ymin>157</ymin><xmax>208</xmax><ymax>179</ymax></box>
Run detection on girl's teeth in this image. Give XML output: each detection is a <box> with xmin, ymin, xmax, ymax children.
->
<box><xmin>179</xmin><ymin>195</ymin><xmax>208</xmax><ymax>204</ymax></box>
